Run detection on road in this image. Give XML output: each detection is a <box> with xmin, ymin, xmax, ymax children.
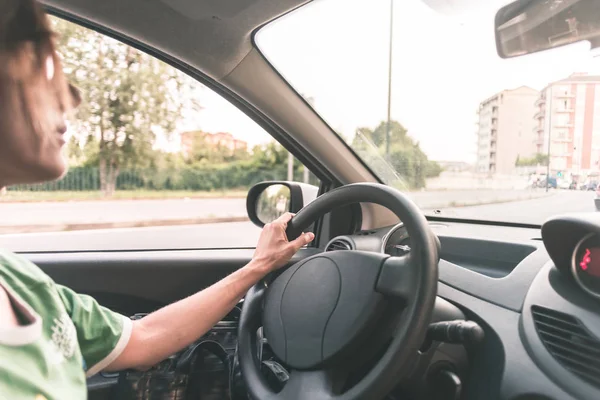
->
<box><xmin>0</xmin><ymin>198</ymin><xmax>246</xmax><ymax>226</ymax></box>
<box><xmin>0</xmin><ymin>190</ymin><xmax>595</xmax><ymax>252</ymax></box>
<box><xmin>0</xmin><ymin>221</ymin><xmax>262</xmax><ymax>252</ymax></box>
<box><xmin>0</xmin><ymin>189</ymin><xmax>548</xmax><ymax>227</ymax></box>
<box><xmin>426</xmin><ymin>189</ymin><xmax>596</xmax><ymax>224</ymax></box>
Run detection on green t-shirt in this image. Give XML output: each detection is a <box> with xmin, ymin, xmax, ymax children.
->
<box><xmin>0</xmin><ymin>251</ymin><xmax>132</xmax><ymax>400</ymax></box>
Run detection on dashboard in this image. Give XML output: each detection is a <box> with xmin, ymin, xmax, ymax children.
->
<box><xmin>85</xmin><ymin>214</ymin><xmax>600</xmax><ymax>400</ymax></box>
<box><xmin>324</xmin><ymin>214</ymin><xmax>600</xmax><ymax>400</ymax></box>
<box><xmin>571</xmin><ymin>233</ymin><xmax>600</xmax><ymax>299</ymax></box>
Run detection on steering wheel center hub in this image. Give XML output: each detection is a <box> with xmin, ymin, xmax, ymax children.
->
<box><xmin>263</xmin><ymin>251</ymin><xmax>388</xmax><ymax>369</ymax></box>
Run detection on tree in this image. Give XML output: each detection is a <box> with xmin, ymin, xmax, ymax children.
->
<box><xmin>52</xmin><ymin>18</ymin><xmax>200</xmax><ymax>196</ymax></box>
<box><xmin>515</xmin><ymin>153</ymin><xmax>549</xmax><ymax>167</ymax></box>
<box><xmin>66</xmin><ymin>136</ymin><xmax>83</xmax><ymax>166</ymax></box>
<box><xmin>352</xmin><ymin>120</ymin><xmax>441</xmax><ymax>189</ymax></box>
<box><xmin>183</xmin><ymin>131</ymin><xmax>251</xmax><ymax>165</ymax></box>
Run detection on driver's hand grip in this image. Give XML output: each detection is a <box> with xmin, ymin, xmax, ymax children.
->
<box><xmin>285</xmin><ymin>219</ymin><xmax>303</xmax><ymax>241</ymax></box>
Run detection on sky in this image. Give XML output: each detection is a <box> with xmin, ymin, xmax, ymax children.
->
<box><xmin>164</xmin><ymin>0</ymin><xmax>600</xmax><ymax>163</ymax></box>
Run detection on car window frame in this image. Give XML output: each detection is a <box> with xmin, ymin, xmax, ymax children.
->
<box><xmin>34</xmin><ymin>9</ymin><xmax>342</xmax><ymax>251</ymax></box>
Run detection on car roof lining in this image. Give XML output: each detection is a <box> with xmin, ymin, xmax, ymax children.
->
<box><xmin>43</xmin><ymin>0</ymin><xmax>310</xmax><ymax>81</ymax></box>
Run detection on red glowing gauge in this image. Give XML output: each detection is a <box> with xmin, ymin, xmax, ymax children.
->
<box><xmin>572</xmin><ymin>234</ymin><xmax>600</xmax><ymax>298</ymax></box>
<box><xmin>580</xmin><ymin>249</ymin><xmax>591</xmax><ymax>271</ymax></box>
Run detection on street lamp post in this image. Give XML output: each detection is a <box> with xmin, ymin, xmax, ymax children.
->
<box><xmin>385</xmin><ymin>0</ymin><xmax>394</xmax><ymax>161</ymax></box>
<box><xmin>546</xmin><ymin>86</ymin><xmax>552</xmax><ymax>193</ymax></box>
<box><xmin>287</xmin><ymin>152</ymin><xmax>294</xmax><ymax>181</ymax></box>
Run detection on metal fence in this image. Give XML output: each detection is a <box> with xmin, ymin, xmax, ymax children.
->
<box><xmin>7</xmin><ymin>166</ymin><xmax>319</xmax><ymax>192</ymax></box>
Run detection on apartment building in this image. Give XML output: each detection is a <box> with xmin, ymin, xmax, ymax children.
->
<box><xmin>476</xmin><ymin>86</ymin><xmax>539</xmax><ymax>174</ymax></box>
<box><xmin>534</xmin><ymin>73</ymin><xmax>600</xmax><ymax>175</ymax></box>
<box><xmin>181</xmin><ymin>131</ymin><xmax>248</xmax><ymax>157</ymax></box>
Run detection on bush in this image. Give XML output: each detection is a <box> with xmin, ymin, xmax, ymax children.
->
<box><xmin>8</xmin><ymin>162</ymin><xmax>314</xmax><ymax>192</ymax></box>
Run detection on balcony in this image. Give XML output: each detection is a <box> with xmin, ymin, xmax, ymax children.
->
<box><xmin>554</xmin><ymin>122</ymin><xmax>573</xmax><ymax>128</ymax></box>
<box><xmin>535</xmin><ymin>97</ymin><xmax>546</xmax><ymax>106</ymax></box>
<box><xmin>534</xmin><ymin>110</ymin><xmax>544</xmax><ymax>119</ymax></box>
<box><xmin>555</xmin><ymin>108</ymin><xmax>574</xmax><ymax>113</ymax></box>
<box><xmin>552</xmin><ymin>137</ymin><xmax>572</xmax><ymax>143</ymax></box>
<box><xmin>534</xmin><ymin>126</ymin><xmax>544</xmax><ymax>133</ymax></box>
<box><xmin>555</xmin><ymin>92</ymin><xmax>575</xmax><ymax>98</ymax></box>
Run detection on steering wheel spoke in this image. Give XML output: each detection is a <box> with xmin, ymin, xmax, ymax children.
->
<box><xmin>279</xmin><ymin>369</ymin><xmax>339</xmax><ymax>400</ymax></box>
<box><xmin>375</xmin><ymin>254</ymin><xmax>417</xmax><ymax>301</ymax></box>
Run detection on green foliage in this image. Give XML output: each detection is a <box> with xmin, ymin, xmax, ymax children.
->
<box><xmin>184</xmin><ymin>131</ymin><xmax>251</xmax><ymax>165</ymax></box>
<box><xmin>352</xmin><ymin>121</ymin><xmax>441</xmax><ymax>189</ymax></box>
<box><xmin>52</xmin><ymin>17</ymin><xmax>200</xmax><ymax>195</ymax></box>
<box><xmin>515</xmin><ymin>153</ymin><xmax>549</xmax><ymax>166</ymax></box>
<box><xmin>12</xmin><ymin>142</ymin><xmax>318</xmax><ymax>192</ymax></box>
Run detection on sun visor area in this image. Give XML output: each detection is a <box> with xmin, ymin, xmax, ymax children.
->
<box><xmin>159</xmin><ymin>0</ymin><xmax>256</xmax><ymax>20</ymax></box>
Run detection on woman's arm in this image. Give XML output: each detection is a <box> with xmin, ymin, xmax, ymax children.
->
<box><xmin>106</xmin><ymin>212</ymin><xmax>314</xmax><ymax>371</ymax></box>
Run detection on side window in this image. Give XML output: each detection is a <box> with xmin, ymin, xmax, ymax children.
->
<box><xmin>0</xmin><ymin>19</ymin><xmax>319</xmax><ymax>252</ymax></box>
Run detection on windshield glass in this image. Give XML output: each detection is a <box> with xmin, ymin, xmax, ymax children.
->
<box><xmin>256</xmin><ymin>0</ymin><xmax>600</xmax><ymax>224</ymax></box>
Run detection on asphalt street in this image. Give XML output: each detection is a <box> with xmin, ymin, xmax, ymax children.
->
<box><xmin>0</xmin><ymin>221</ymin><xmax>262</xmax><ymax>252</ymax></box>
<box><xmin>0</xmin><ymin>190</ymin><xmax>595</xmax><ymax>252</ymax></box>
<box><xmin>0</xmin><ymin>189</ymin><xmax>550</xmax><ymax>227</ymax></box>
<box><xmin>429</xmin><ymin>189</ymin><xmax>595</xmax><ymax>224</ymax></box>
<box><xmin>0</xmin><ymin>198</ymin><xmax>247</xmax><ymax>226</ymax></box>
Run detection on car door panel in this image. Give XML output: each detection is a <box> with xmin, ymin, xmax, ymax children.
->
<box><xmin>16</xmin><ymin>248</ymin><xmax>318</xmax><ymax>400</ymax></box>
<box><xmin>23</xmin><ymin>248</ymin><xmax>320</xmax><ymax>316</ymax></box>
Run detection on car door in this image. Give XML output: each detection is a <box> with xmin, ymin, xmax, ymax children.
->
<box><xmin>0</xmin><ymin>16</ymin><xmax>348</xmax><ymax>398</ymax></box>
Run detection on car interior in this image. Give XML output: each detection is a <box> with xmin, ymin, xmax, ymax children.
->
<box><xmin>25</xmin><ymin>0</ymin><xmax>600</xmax><ymax>399</ymax></box>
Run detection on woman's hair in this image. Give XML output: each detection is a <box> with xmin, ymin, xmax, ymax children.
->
<box><xmin>0</xmin><ymin>0</ymin><xmax>79</xmax><ymax>123</ymax></box>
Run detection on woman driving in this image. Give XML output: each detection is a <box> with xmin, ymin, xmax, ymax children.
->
<box><xmin>0</xmin><ymin>1</ymin><xmax>314</xmax><ymax>398</ymax></box>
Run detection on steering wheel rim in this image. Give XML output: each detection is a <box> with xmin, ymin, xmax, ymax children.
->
<box><xmin>239</xmin><ymin>183</ymin><xmax>438</xmax><ymax>400</ymax></box>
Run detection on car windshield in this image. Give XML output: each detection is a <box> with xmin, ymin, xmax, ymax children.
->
<box><xmin>256</xmin><ymin>0</ymin><xmax>600</xmax><ymax>224</ymax></box>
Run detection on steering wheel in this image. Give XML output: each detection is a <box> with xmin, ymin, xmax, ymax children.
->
<box><xmin>238</xmin><ymin>183</ymin><xmax>439</xmax><ymax>400</ymax></box>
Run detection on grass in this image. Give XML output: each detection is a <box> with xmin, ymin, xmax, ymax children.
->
<box><xmin>0</xmin><ymin>190</ymin><xmax>248</xmax><ymax>202</ymax></box>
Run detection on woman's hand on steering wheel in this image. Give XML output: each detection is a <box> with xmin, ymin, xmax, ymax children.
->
<box><xmin>252</xmin><ymin>212</ymin><xmax>315</xmax><ymax>274</ymax></box>
<box><xmin>239</xmin><ymin>183</ymin><xmax>438</xmax><ymax>400</ymax></box>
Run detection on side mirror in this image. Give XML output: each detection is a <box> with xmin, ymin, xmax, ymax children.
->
<box><xmin>495</xmin><ymin>0</ymin><xmax>600</xmax><ymax>58</ymax></box>
<box><xmin>246</xmin><ymin>181</ymin><xmax>319</xmax><ymax>227</ymax></box>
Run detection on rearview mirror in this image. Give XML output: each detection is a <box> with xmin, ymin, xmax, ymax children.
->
<box><xmin>495</xmin><ymin>0</ymin><xmax>600</xmax><ymax>58</ymax></box>
<box><xmin>246</xmin><ymin>181</ymin><xmax>319</xmax><ymax>227</ymax></box>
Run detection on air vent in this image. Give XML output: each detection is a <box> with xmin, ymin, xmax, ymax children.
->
<box><xmin>532</xmin><ymin>305</ymin><xmax>600</xmax><ymax>388</ymax></box>
<box><xmin>325</xmin><ymin>238</ymin><xmax>353</xmax><ymax>252</ymax></box>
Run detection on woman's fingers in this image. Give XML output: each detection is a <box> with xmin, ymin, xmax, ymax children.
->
<box><xmin>289</xmin><ymin>232</ymin><xmax>315</xmax><ymax>251</ymax></box>
<box><xmin>273</xmin><ymin>212</ymin><xmax>294</xmax><ymax>228</ymax></box>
